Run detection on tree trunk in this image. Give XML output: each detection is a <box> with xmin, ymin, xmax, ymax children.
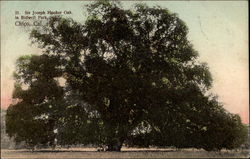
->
<box><xmin>106</xmin><ymin>138</ymin><xmax>123</xmax><ymax>151</ymax></box>
<box><xmin>106</xmin><ymin>143</ymin><xmax>122</xmax><ymax>151</ymax></box>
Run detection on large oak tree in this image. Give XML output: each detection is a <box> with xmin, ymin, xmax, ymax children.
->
<box><xmin>6</xmin><ymin>0</ymin><xmax>248</xmax><ymax>151</ymax></box>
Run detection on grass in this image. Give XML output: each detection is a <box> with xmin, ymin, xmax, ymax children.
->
<box><xmin>1</xmin><ymin>148</ymin><xmax>250</xmax><ymax>159</ymax></box>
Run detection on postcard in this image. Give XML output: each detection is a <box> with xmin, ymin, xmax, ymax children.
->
<box><xmin>1</xmin><ymin>1</ymin><xmax>249</xmax><ymax>158</ymax></box>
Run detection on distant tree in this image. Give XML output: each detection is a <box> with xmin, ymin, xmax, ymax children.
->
<box><xmin>1</xmin><ymin>109</ymin><xmax>15</xmax><ymax>149</ymax></box>
<box><xmin>6</xmin><ymin>0</ymin><xmax>248</xmax><ymax>151</ymax></box>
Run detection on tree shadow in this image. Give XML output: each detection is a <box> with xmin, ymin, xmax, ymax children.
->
<box><xmin>18</xmin><ymin>149</ymin><xmax>178</xmax><ymax>153</ymax></box>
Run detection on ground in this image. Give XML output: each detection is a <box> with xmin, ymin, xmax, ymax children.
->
<box><xmin>1</xmin><ymin>148</ymin><xmax>249</xmax><ymax>159</ymax></box>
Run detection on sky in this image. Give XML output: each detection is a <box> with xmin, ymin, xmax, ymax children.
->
<box><xmin>1</xmin><ymin>1</ymin><xmax>249</xmax><ymax>123</ymax></box>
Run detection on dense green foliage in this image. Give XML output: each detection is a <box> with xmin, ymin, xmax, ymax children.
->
<box><xmin>6</xmin><ymin>0</ymin><xmax>248</xmax><ymax>151</ymax></box>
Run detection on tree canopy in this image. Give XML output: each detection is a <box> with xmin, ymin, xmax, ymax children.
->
<box><xmin>6</xmin><ymin>0</ymin><xmax>248</xmax><ymax>151</ymax></box>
